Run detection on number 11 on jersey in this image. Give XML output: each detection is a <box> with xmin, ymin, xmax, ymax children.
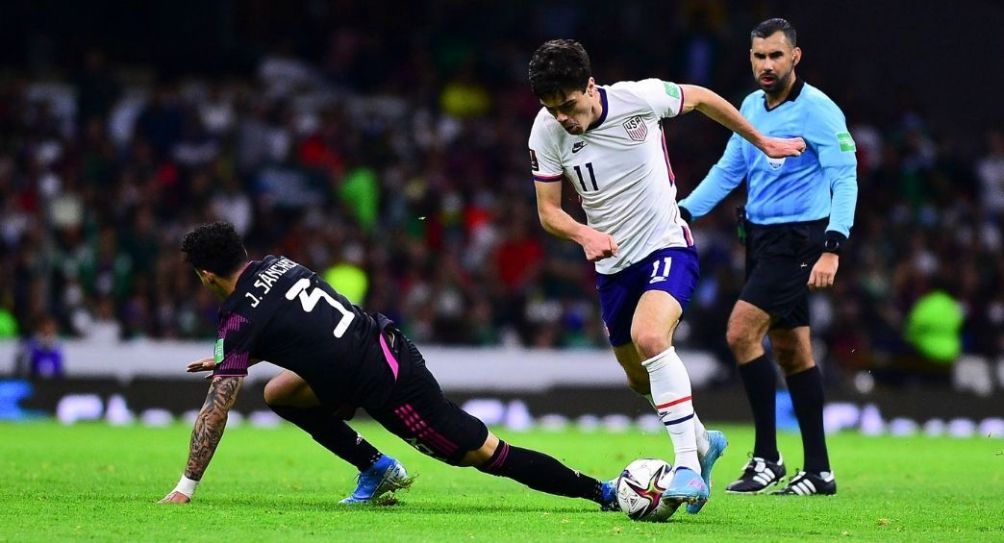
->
<box><xmin>573</xmin><ymin>162</ymin><xmax>599</xmax><ymax>191</ymax></box>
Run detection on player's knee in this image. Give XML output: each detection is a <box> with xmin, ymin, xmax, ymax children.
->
<box><xmin>631</xmin><ymin>330</ymin><xmax>670</xmax><ymax>359</ymax></box>
<box><xmin>263</xmin><ymin>378</ymin><xmax>285</xmax><ymax>406</ymax></box>
<box><xmin>726</xmin><ymin>324</ymin><xmax>756</xmax><ymax>353</ymax></box>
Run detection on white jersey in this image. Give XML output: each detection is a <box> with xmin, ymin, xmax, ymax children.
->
<box><xmin>529</xmin><ymin>78</ymin><xmax>695</xmax><ymax>275</ymax></box>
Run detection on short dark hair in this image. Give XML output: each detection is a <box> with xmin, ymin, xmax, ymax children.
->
<box><xmin>528</xmin><ymin>39</ymin><xmax>591</xmax><ymax>100</ymax></box>
<box><xmin>751</xmin><ymin>18</ymin><xmax>797</xmax><ymax>47</ymax></box>
<box><xmin>181</xmin><ymin>222</ymin><xmax>247</xmax><ymax>276</ymax></box>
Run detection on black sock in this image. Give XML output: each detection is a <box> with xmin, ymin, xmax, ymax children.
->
<box><xmin>785</xmin><ymin>366</ymin><xmax>830</xmax><ymax>473</ymax></box>
<box><xmin>270</xmin><ymin>405</ymin><xmax>382</xmax><ymax>471</ymax></box>
<box><xmin>477</xmin><ymin>440</ymin><xmax>605</xmax><ymax>503</ymax></box>
<box><xmin>738</xmin><ymin>355</ymin><xmax>780</xmax><ymax>462</ymax></box>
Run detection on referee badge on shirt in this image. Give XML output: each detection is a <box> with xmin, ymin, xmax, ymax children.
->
<box><xmin>622</xmin><ymin>116</ymin><xmax>648</xmax><ymax>141</ymax></box>
<box><xmin>767</xmin><ymin>156</ymin><xmax>786</xmax><ymax>170</ymax></box>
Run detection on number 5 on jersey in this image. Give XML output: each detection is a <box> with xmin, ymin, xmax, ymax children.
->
<box><xmin>285</xmin><ymin>278</ymin><xmax>355</xmax><ymax>338</ymax></box>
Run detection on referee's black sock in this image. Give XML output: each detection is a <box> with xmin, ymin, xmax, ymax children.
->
<box><xmin>738</xmin><ymin>355</ymin><xmax>780</xmax><ymax>462</ymax></box>
<box><xmin>269</xmin><ymin>405</ymin><xmax>382</xmax><ymax>472</ymax></box>
<box><xmin>785</xmin><ymin>366</ymin><xmax>831</xmax><ymax>473</ymax></box>
<box><xmin>477</xmin><ymin>440</ymin><xmax>606</xmax><ymax>503</ymax></box>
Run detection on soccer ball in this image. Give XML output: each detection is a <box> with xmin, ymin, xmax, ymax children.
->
<box><xmin>615</xmin><ymin>458</ymin><xmax>678</xmax><ymax>522</ymax></box>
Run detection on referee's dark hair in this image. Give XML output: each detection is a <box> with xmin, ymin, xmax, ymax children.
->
<box><xmin>528</xmin><ymin>39</ymin><xmax>591</xmax><ymax>100</ymax></box>
<box><xmin>751</xmin><ymin>18</ymin><xmax>797</xmax><ymax>47</ymax></box>
<box><xmin>181</xmin><ymin>221</ymin><xmax>248</xmax><ymax>276</ymax></box>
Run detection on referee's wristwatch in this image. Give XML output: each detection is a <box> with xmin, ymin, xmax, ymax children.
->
<box><xmin>823</xmin><ymin>232</ymin><xmax>846</xmax><ymax>255</ymax></box>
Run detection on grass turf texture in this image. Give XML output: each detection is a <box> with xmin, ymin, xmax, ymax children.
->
<box><xmin>1</xmin><ymin>421</ymin><xmax>1002</xmax><ymax>542</ymax></box>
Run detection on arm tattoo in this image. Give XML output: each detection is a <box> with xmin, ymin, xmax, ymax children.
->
<box><xmin>184</xmin><ymin>377</ymin><xmax>243</xmax><ymax>481</ymax></box>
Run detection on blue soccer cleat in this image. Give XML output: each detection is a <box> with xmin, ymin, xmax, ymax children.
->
<box><xmin>686</xmin><ymin>430</ymin><xmax>728</xmax><ymax>514</ymax></box>
<box><xmin>662</xmin><ymin>466</ymin><xmax>709</xmax><ymax>506</ymax></box>
<box><xmin>340</xmin><ymin>455</ymin><xmax>412</xmax><ymax>505</ymax></box>
<box><xmin>599</xmin><ymin>479</ymin><xmax>619</xmax><ymax>511</ymax></box>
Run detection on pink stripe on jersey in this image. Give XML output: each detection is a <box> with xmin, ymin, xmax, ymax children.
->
<box><xmin>216</xmin><ymin>314</ymin><xmax>251</xmax><ymax>374</ymax></box>
<box><xmin>219</xmin><ymin>313</ymin><xmax>249</xmax><ymax>336</ymax></box>
<box><xmin>681</xmin><ymin>223</ymin><xmax>694</xmax><ymax>247</ymax></box>
<box><xmin>378</xmin><ymin>333</ymin><xmax>399</xmax><ymax>381</ymax></box>
<box><xmin>660</xmin><ymin>129</ymin><xmax>676</xmax><ymax>185</ymax></box>
<box><xmin>393</xmin><ymin>404</ymin><xmax>458</xmax><ymax>456</ymax></box>
<box><xmin>533</xmin><ymin>173</ymin><xmax>563</xmax><ymax>182</ymax></box>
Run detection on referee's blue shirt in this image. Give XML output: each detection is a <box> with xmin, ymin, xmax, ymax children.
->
<box><xmin>679</xmin><ymin>79</ymin><xmax>858</xmax><ymax>238</ymax></box>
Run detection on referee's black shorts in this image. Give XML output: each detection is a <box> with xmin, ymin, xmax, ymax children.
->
<box><xmin>367</xmin><ymin>329</ymin><xmax>489</xmax><ymax>465</ymax></box>
<box><xmin>740</xmin><ymin>218</ymin><xmax>826</xmax><ymax>330</ymax></box>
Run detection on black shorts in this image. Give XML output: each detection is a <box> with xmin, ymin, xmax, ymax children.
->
<box><xmin>366</xmin><ymin>330</ymin><xmax>488</xmax><ymax>465</ymax></box>
<box><xmin>740</xmin><ymin>218</ymin><xmax>826</xmax><ymax>330</ymax></box>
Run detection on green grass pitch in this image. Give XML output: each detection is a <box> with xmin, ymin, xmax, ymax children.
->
<box><xmin>1</xmin><ymin>421</ymin><xmax>1002</xmax><ymax>542</ymax></box>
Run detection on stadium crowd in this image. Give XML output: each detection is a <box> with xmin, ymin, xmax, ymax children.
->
<box><xmin>2</xmin><ymin>2</ymin><xmax>1001</xmax><ymax>384</ymax></box>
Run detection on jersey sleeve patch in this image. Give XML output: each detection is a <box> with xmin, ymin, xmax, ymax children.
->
<box><xmin>213</xmin><ymin>313</ymin><xmax>253</xmax><ymax>377</ymax></box>
<box><xmin>529</xmin><ymin>148</ymin><xmax>540</xmax><ymax>170</ymax></box>
<box><xmin>213</xmin><ymin>338</ymin><xmax>225</xmax><ymax>365</ymax></box>
<box><xmin>663</xmin><ymin>81</ymin><xmax>681</xmax><ymax>99</ymax></box>
<box><xmin>836</xmin><ymin>131</ymin><xmax>856</xmax><ymax>152</ymax></box>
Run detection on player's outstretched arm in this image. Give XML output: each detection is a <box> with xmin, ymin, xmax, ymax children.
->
<box><xmin>678</xmin><ymin>85</ymin><xmax>805</xmax><ymax>159</ymax></box>
<box><xmin>534</xmin><ymin>181</ymin><xmax>618</xmax><ymax>262</ymax></box>
<box><xmin>158</xmin><ymin>376</ymin><xmax>244</xmax><ymax>504</ymax></box>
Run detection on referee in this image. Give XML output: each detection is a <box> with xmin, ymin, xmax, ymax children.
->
<box><xmin>679</xmin><ymin>18</ymin><xmax>858</xmax><ymax>496</ymax></box>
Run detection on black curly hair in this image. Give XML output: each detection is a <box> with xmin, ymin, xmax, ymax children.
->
<box><xmin>528</xmin><ymin>39</ymin><xmax>591</xmax><ymax>100</ymax></box>
<box><xmin>181</xmin><ymin>222</ymin><xmax>248</xmax><ymax>276</ymax></box>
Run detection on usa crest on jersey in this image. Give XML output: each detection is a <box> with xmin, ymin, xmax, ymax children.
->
<box><xmin>622</xmin><ymin>116</ymin><xmax>648</xmax><ymax>141</ymax></box>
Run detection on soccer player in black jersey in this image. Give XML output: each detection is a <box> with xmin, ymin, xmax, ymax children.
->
<box><xmin>159</xmin><ymin>222</ymin><xmax>617</xmax><ymax>509</ymax></box>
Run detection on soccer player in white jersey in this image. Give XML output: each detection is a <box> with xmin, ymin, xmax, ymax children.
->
<box><xmin>527</xmin><ymin>39</ymin><xmax>806</xmax><ymax>514</ymax></box>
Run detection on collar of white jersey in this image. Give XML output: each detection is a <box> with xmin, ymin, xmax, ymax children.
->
<box><xmin>586</xmin><ymin>87</ymin><xmax>609</xmax><ymax>131</ymax></box>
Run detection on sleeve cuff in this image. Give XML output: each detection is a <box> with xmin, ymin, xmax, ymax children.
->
<box><xmin>824</xmin><ymin>231</ymin><xmax>848</xmax><ymax>243</ymax></box>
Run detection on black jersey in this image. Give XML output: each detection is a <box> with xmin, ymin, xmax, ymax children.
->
<box><xmin>212</xmin><ymin>256</ymin><xmax>392</xmax><ymax>408</ymax></box>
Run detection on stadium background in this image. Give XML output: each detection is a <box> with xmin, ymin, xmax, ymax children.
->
<box><xmin>1</xmin><ymin>0</ymin><xmax>1002</xmax><ymax>430</ymax></box>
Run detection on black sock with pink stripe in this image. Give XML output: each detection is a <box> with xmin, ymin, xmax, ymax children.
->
<box><xmin>477</xmin><ymin>440</ymin><xmax>605</xmax><ymax>503</ymax></box>
<box><xmin>269</xmin><ymin>405</ymin><xmax>382</xmax><ymax>471</ymax></box>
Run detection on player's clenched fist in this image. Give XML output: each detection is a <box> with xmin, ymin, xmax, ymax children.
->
<box><xmin>578</xmin><ymin>228</ymin><xmax>619</xmax><ymax>262</ymax></box>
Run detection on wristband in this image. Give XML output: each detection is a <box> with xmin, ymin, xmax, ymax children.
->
<box><xmin>173</xmin><ymin>475</ymin><xmax>200</xmax><ymax>497</ymax></box>
<box><xmin>823</xmin><ymin>231</ymin><xmax>847</xmax><ymax>255</ymax></box>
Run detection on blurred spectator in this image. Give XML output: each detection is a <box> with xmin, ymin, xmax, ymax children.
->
<box><xmin>904</xmin><ymin>283</ymin><xmax>963</xmax><ymax>368</ymax></box>
<box><xmin>323</xmin><ymin>243</ymin><xmax>369</xmax><ymax>305</ymax></box>
<box><xmin>977</xmin><ymin>130</ymin><xmax>1004</xmax><ymax>217</ymax></box>
<box><xmin>0</xmin><ymin>305</ymin><xmax>18</xmax><ymax>339</ymax></box>
<box><xmin>14</xmin><ymin>316</ymin><xmax>64</xmax><ymax>379</ymax></box>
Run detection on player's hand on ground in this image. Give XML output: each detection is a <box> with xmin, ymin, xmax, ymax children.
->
<box><xmin>579</xmin><ymin>229</ymin><xmax>619</xmax><ymax>262</ymax></box>
<box><xmin>158</xmin><ymin>491</ymin><xmax>191</xmax><ymax>504</ymax></box>
<box><xmin>808</xmin><ymin>253</ymin><xmax>839</xmax><ymax>290</ymax></box>
<box><xmin>186</xmin><ymin>357</ymin><xmax>215</xmax><ymax>373</ymax></box>
<box><xmin>761</xmin><ymin>136</ymin><xmax>806</xmax><ymax>158</ymax></box>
